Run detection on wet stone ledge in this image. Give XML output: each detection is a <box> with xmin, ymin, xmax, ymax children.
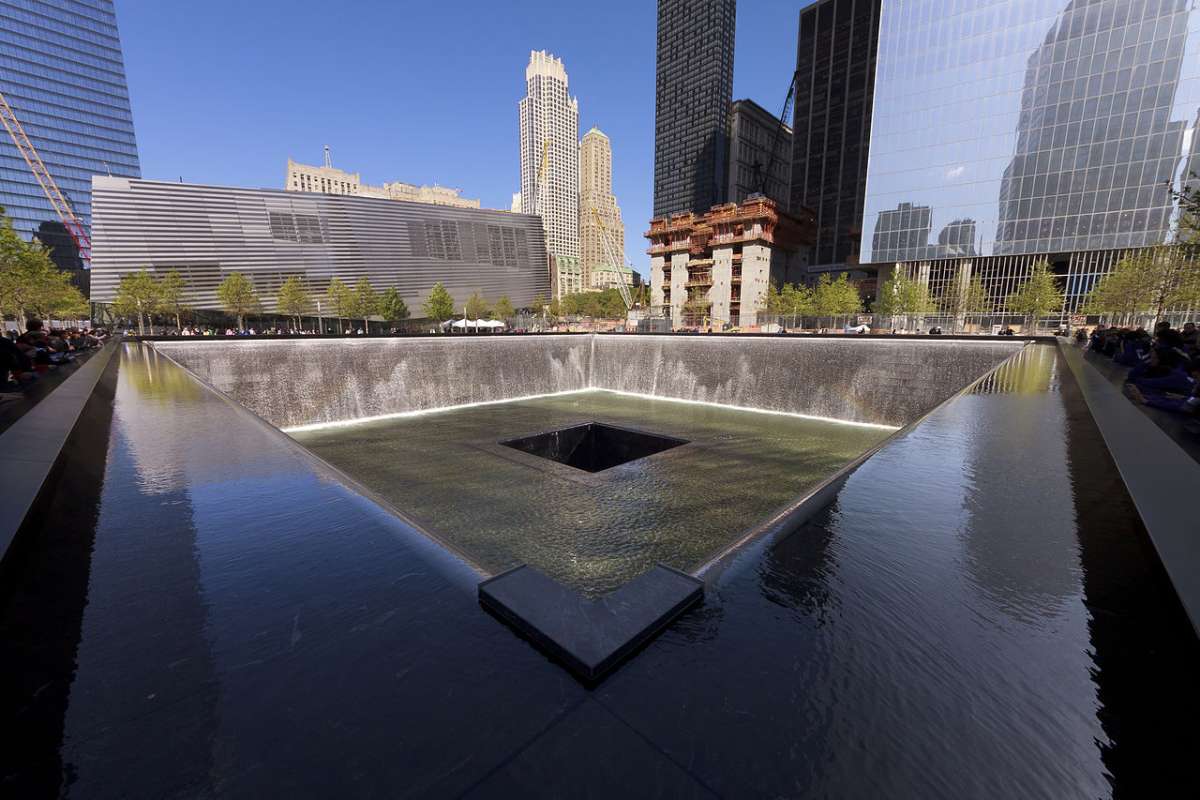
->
<box><xmin>479</xmin><ymin>564</ymin><xmax>704</xmax><ymax>683</ymax></box>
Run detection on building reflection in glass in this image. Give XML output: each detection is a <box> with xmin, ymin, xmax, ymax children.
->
<box><xmin>862</xmin><ymin>0</ymin><xmax>1200</xmax><ymax>264</ymax></box>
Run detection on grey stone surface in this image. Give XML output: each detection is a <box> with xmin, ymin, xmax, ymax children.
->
<box><xmin>479</xmin><ymin>564</ymin><xmax>704</xmax><ymax>682</ymax></box>
<box><xmin>155</xmin><ymin>334</ymin><xmax>1026</xmax><ymax>430</ymax></box>
<box><xmin>1059</xmin><ymin>340</ymin><xmax>1200</xmax><ymax>636</ymax></box>
<box><xmin>0</xmin><ymin>341</ymin><xmax>118</xmax><ymax>563</ymax></box>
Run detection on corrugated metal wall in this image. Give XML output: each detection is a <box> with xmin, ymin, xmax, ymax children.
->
<box><xmin>89</xmin><ymin>178</ymin><xmax>551</xmax><ymax>312</ymax></box>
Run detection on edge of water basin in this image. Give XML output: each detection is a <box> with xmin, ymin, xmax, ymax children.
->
<box><xmin>281</xmin><ymin>389</ymin><xmax>596</xmax><ymax>433</ymax></box>
<box><xmin>693</xmin><ymin>340</ymin><xmax>1040</xmax><ymax>583</ymax></box>
<box><xmin>141</xmin><ymin>341</ymin><xmax>493</xmax><ymax>586</ymax></box>
<box><xmin>280</xmin><ymin>389</ymin><xmax>900</xmax><ymax>434</ymax></box>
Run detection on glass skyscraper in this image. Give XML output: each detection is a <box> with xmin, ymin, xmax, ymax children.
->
<box><xmin>652</xmin><ymin>0</ymin><xmax>736</xmax><ymax>218</ymax></box>
<box><xmin>860</xmin><ymin>0</ymin><xmax>1200</xmax><ymax>319</ymax></box>
<box><xmin>790</xmin><ymin>0</ymin><xmax>881</xmax><ymax>271</ymax></box>
<box><xmin>0</xmin><ymin>0</ymin><xmax>140</xmax><ymax>271</ymax></box>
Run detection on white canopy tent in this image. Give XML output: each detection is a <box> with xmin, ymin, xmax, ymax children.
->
<box><xmin>441</xmin><ymin>318</ymin><xmax>507</xmax><ymax>332</ymax></box>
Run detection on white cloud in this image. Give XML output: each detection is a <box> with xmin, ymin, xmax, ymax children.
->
<box><xmin>945</xmin><ymin>165</ymin><xmax>966</xmax><ymax>179</ymax></box>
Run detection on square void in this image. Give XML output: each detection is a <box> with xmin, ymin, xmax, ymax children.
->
<box><xmin>501</xmin><ymin>422</ymin><xmax>687</xmax><ymax>473</ymax></box>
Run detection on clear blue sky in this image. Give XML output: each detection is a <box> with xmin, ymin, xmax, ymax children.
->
<box><xmin>116</xmin><ymin>0</ymin><xmax>809</xmax><ymax>277</ymax></box>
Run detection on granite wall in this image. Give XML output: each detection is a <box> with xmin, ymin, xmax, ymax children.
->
<box><xmin>155</xmin><ymin>335</ymin><xmax>1026</xmax><ymax>429</ymax></box>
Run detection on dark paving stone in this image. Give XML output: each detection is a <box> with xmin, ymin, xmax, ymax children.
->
<box><xmin>463</xmin><ymin>699</ymin><xmax>717</xmax><ymax>800</ymax></box>
<box><xmin>479</xmin><ymin>564</ymin><xmax>703</xmax><ymax>682</ymax></box>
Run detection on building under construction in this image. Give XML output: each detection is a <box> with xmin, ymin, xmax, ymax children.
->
<box><xmin>647</xmin><ymin>196</ymin><xmax>815</xmax><ymax>328</ymax></box>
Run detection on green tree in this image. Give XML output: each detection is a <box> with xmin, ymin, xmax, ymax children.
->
<box><xmin>351</xmin><ymin>276</ymin><xmax>378</xmax><ymax>331</ymax></box>
<box><xmin>492</xmin><ymin>295</ymin><xmax>514</xmax><ymax>321</ymax></box>
<box><xmin>766</xmin><ymin>282</ymin><xmax>786</xmax><ymax>316</ymax></box>
<box><xmin>216</xmin><ymin>272</ymin><xmax>260</xmax><ymax>330</ymax></box>
<box><xmin>782</xmin><ymin>282</ymin><xmax>815</xmax><ymax>327</ymax></box>
<box><xmin>1</xmin><ymin>213</ymin><xmax>88</xmax><ymax>329</ymax></box>
<box><xmin>158</xmin><ymin>269</ymin><xmax>189</xmax><ymax>330</ymax></box>
<box><xmin>962</xmin><ymin>275</ymin><xmax>991</xmax><ymax>330</ymax></box>
<box><xmin>598</xmin><ymin>288</ymin><xmax>626</xmax><ymax>319</ymax></box>
<box><xmin>276</xmin><ymin>275</ymin><xmax>312</xmax><ymax>331</ymax></box>
<box><xmin>113</xmin><ymin>269</ymin><xmax>161</xmax><ymax>334</ymax></box>
<box><xmin>35</xmin><ymin>272</ymin><xmax>89</xmax><ymax>321</ymax></box>
<box><xmin>378</xmin><ymin>286</ymin><xmax>410</xmax><ymax>329</ymax></box>
<box><xmin>873</xmin><ymin>270</ymin><xmax>932</xmax><ymax>329</ymax></box>
<box><xmin>813</xmin><ymin>273</ymin><xmax>862</xmax><ymax>324</ymax></box>
<box><xmin>531</xmin><ymin>292</ymin><xmax>547</xmax><ymax>313</ymax></box>
<box><xmin>325</xmin><ymin>277</ymin><xmax>355</xmax><ymax>330</ymax></box>
<box><xmin>1081</xmin><ymin>255</ymin><xmax>1148</xmax><ymax>325</ymax></box>
<box><xmin>422</xmin><ymin>282</ymin><xmax>455</xmax><ymax>327</ymax></box>
<box><xmin>1137</xmin><ymin>245</ymin><xmax>1200</xmax><ymax>325</ymax></box>
<box><xmin>465</xmin><ymin>291</ymin><xmax>490</xmax><ymax>321</ymax></box>
<box><xmin>941</xmin><ymin>270</ymin><xmax>990</xmax><ymax>332</ymax></box>
<box><xmin>1005</xmin><ymin>260</ymin><xmax>1064</xmax><ymax>332</ymax></box>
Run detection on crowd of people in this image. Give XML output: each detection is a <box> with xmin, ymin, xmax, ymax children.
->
<box><xmin>1087</xmin><ymin>320</ymin><xmax>1199</xmax><ymax>418</ymax></box>
<box><xmin>1</xmin><ymin>320</ymin><xmax>108</xmax><ymax>399</ymax></box>
<box><xmin>149</xmin><ymin>326</ymin><xmax>389</xmax><ymax>337</ymax></box>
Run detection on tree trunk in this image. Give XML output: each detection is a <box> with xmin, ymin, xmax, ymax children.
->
<box><xmin>175</xmin><ymin>311</ymin><xmax>182</xmax><ymax>330</ymax></box>
<box><xmin>137</xmin><ymin>311</ymin><xmax>145</xmax><ymax>336</ymax></box>
<box><xmin>237</xmin><ymin>313</ymin><xmax>245</xmax><ymax>330</ymax></box>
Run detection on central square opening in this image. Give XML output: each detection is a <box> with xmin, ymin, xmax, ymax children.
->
<box><xmin>501</xmin><ymin>421</ymin><xmax>688</xmax><ymax>473</ymax></box>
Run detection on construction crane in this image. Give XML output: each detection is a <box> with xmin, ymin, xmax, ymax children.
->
<box><xmin>756</xmin><ymin>68</ymin><xmax>801</xmax><ymax>199</ymax></box>
<box><xmin>590</xmin><ymin>206</ymin><xmax>635</xmax><ymax>311</ymax></box>
<box><xmin>531</xmin><ymin>138</ymin><xmax>549</xmax><ymax>215</ymax></box>
<box><xmin>0</xmin><ymin>90</ymin><xmax>92</xmax><ymax>263</ymax></box>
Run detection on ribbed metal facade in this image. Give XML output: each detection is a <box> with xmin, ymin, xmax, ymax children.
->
<box><xmin>89</xmin><ymin>178</ymin><xmax>550</xmax><ymax>313</ymax></box>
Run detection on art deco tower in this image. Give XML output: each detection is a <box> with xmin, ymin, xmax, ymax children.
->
<box><xmin>579</xmin><ymin>128</ymin><xmax>626</xmax><ymax>289</ymax></box>
<box><xmin>519</xmin><ymin>50</ymin><xmax>580</xmax><ymax>262</ymax></box>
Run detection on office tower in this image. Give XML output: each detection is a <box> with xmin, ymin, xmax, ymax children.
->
<box><xmin>870</xmin><ymin>202</ymin><xmax>932</xmax><ymax>263</ymax></box>
<box><xmin>519</xmin><ymin>50</ymin><xmax>580</xmax><ymax>267</ymax></box>
<box><xmin>860</xmin><ymin>0</ymin><xmax>1200</xmax><ymax>324</ymax></box>
<box><xmin>993</xmin><ymin>1</ymin><xmax>1191</xmax><ymax>256</ymax></box>
<box><xmin>789</xmin><ymin>0</ymin><xmax>881</xmax><ymax>271</ymax></box>
<box><xmin>285</xmin><ymin>156</ymin><xmax>480</xmax><ymax>208</ymax></box>
<box><xmin>652</xmin><ymin>0</ymin><xmax>736</xmax><ymax>218</ymax></box>
<box><xmin>579</xmin><ymin>128</ymin><xmax>630</xmax><ymax>291</ymax></box>
<box><xmin>0</xmin><ymin>0</ymin><xmax>141</xmax><ymax>279</ymax></box>
<box><xmin>727</xmin><ymin>99</ymin><xmax>792</xmax><ymax>207</ymax></box>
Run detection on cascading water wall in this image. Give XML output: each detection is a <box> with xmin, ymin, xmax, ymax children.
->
<box><xmin>588</xmin><ymin>336</ymin><xmax>1026</xmax><ymax>427</ymax></box>
<box><xmin>155</xmin><ymin>336</ymin><xmax>593</xmax><ymax>429</ymax></box>
<box><xmin>154</xmin><ymin>334</ymin><xmax>1027</xmax><ymax>431</ymax></box>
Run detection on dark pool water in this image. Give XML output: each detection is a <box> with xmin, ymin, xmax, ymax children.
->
<box><xmin>2</xmin><ymin>342</ymin><xmax>1196</xmax><ymax>798</ymax></box>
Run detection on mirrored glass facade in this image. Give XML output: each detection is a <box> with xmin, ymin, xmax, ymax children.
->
<box><xmin>862</xmin><ymin>0</ymin><xmax>1200</xmax><ymax>264</ymax></box>
<box><xmin>0</xmin><ymin>0</ymin><xmax>140</xmax><ymax>249</ymax></box>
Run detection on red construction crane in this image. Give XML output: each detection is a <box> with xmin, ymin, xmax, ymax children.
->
<box><xmin>0</xmin><ymin>89</ymin><xmax>92</xmax><ymax>263</ymax></box>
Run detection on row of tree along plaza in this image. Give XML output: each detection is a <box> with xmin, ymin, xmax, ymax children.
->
<box><xmin>3</xmin><ymin>205</ymin><xmax>1197</xmax><ymax>336</ymax></box>
<box><xmin>101</xmin><ymin>270</ymin><xmax>654</xmax><ymax>335</ymax></box>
